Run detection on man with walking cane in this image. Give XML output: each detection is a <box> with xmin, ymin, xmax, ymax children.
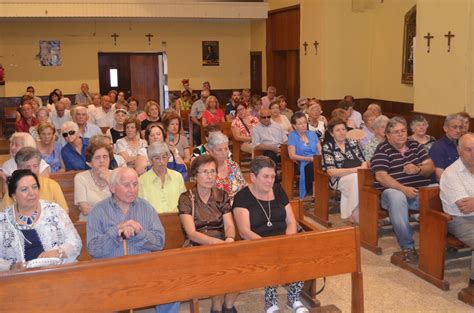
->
<box><xmin>87</xmin><ymin>167</ymin><xmax>179</xmax><ymax>313</ymax></box>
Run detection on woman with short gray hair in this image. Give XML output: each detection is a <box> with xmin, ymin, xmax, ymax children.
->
<box><xmin>207</xmin><ymin>132</ymin><xmax>246</xmax><ymax>202</ymax></box>
<box><xmin>60</xmin><ymin>121</ymin><xmax>90</xmax><ymax>171</ymax></box>
<box><xmin>363</xmin><ymin>115</ymin><xmax>390</xmax><ymax>162</ymax></box>
<box><xmin>408</xmin><ymin>115</ymin><xmax>435</xmax><ymax>152</ymax></box>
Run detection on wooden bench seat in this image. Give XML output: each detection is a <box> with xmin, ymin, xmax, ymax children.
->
<box><xmin>280</xmin><ymin>144</ymin><xmax>296</xmax><ymax>199</ymax></box>
<box><xmin>50</xmin><ymin>170</ymin><xmax>83</xmax><ymax>222</ymax></box>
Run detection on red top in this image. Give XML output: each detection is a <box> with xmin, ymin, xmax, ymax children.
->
<box><xmin>16</xmin><ymin>117</ymin><xmax>39</xmax><ymax>133</ymax></box>
<box><xmin>202</xmin><ymin>109</ymin><xmax>224</xmax><ymax>125</ymax></box>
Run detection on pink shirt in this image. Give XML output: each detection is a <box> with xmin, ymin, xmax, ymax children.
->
<box><xmin>202</xmin><ymin>109</ymin><xmax>224</xmax><ymax>125</ymax></box>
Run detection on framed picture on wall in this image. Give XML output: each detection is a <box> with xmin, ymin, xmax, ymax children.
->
<box><xmin>38</xmin><ymin>40</ymin><xmax>61</xmax><ymax>67</ymax></box>
<box><xmin>401</xmin><ymin>6</ymin><xmax>416</xmax><ymax>84</ymax></box>
<box><xmin>202</xmin><ymin>41</ymin><xmax>219</xmax><ymax>66</ymax></box>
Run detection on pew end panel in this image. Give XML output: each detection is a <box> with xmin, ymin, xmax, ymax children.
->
<box><xmin>310</xmin><ymin>154</ymin><xmax>332</xmax><ymax>227</ymax></box>
<box><xmin>280</xmin><ymin>144</ymin><xmax>296</xmax><ymax>199</ymax></box>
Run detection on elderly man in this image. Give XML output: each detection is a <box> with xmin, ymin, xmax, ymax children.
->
<box><xmin>261</xmin><ymin>86</ymin><xmax>277</xmax><ymax>109</ymax></box>
<box><xmin>190</xmin><ymin>89</ymin><xmax>209</xmax><ymax>146</ymax></box>
<box><xmin>1</xmin><ymin>147</ymin><xmax>68</xmax><ymax>212</ymax></box>
<box><xmin>49</xmin><ymin>98</ymin><xmax>72</xmax><ymax>145</ymax></box>
<box><xmin>252</xmin><ymin>108</ymin><xmax>287</xmax><ymax>165</ymax></box>
<box><xmin>440</xmin><ymin>133</ymin><xmax>474</xmax><ymax>296</ymax></box>
<box><xmin>139</xmin><ymin>142</ymin><xmax>186</xmax><ymax>214</ymax></box>
<box><xmin>429</xmin><ymin>113</ymin><xmax>464</xmax><ymax>181</ymax></box>
<box><xmin>87</xmin><ymin>167</ymin><xmax>179</xmax><ymax>313</ymax></box>
<box><xmin>371</xmin><ymin>116</ymin><xmax>435</xmax><ymax>264</ymax></box>
<box><xmin>225</xmin><ymin>90</ymin><xmax>241</xmax><ymax>121</ymax></box>
<box><xmin>75</xmin><ymin>83</ymin><xmax>92</xmax><ymax>105</ymax></box>
<box><xmin>90</xmin><ymin>95</ymin><xmax>115</xmax><ymax>128</ymax></box>
<box><xmin>72</xmin><ymin>106</ymin><xmax>102</xmax><ymax>139</ymax></box>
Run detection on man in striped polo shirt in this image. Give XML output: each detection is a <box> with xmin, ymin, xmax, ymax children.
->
<box><xmin>371</xmin><ymin>116</ymin><xmax>435</xmax><ymax>264</ymax></box>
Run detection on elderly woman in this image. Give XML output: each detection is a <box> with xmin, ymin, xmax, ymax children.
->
<box><xmin>306</xmin><ymin>99</ymin><xmax>327</xmax><ymax>139</ymax></box>
<box><xmin>363</xmin><ymin>115</ymin><xmax>389</xmax><ymax>162</ymax></box>
<box><xmin>105</xmin><ymin>108</ymin><xmax>128</xmax><ymax>144</ymax></box>
<box><xmin>458</xmin><ymin>111</ymin><xmax>471</xmax><ymax>135</ymax></box>
<box><xmin>367</xmin><ymin>103</ymin><xmax>382</xmax><ymax>117</ymax></box>
<box><xmin>208</xmin><ymin>132</ymin><xmax>246</xmax><ymax>202</ymax></box>
<box><xmin>359</xmin><ymin>110</ymin><xmax>377</xmax><ymax>149</ymax></box>
<box><xmin>163</xmin><ymin>111</ymin><xmax>191</xmax><ymax>163</ymax></box>
<box><xmin>202</xmin><ymin>95</ymin><xmax>225</xmax><ymax>127</ymax></box>
<box><xmin>408</xmin><ymin>115</ymin><xmax>435</xmax><ymax>152</ymax></box>
<box><xmin>269</xmin><ymin>100</ymin><xmax>292</xmax><ymax>135</ymax></box>
<box><xmin>296</xmin><ymin>97</ymin><xmax>309</xmax><ymax>112</ymax></box>
<box><xmin>288</xmin><ymin>111</ymin><xmax>321</xmax><ymax>199</ymax></box>
<box><xmin>127</xmin><ymin>97</ymin><xmax>144</xmax><ymax>120</ymax></box>
<box><xmin>178</xmin><ymin>154</ymin><xmax>238</xmax><ymax>313</ymax></box>
<box><xmin>141</xmin><ymin>100</ymin><xmax>161</xmax><ymax>131</ymax></box>
<box><xmin>74</xmin><ymin>138</ymin><xmax>114</xmax><ymax>221</ymax></box>
<box><xmin>231</xmin><ymin>101</ymin><xmax>259</xmax><ymax>154</ymax></box>
<box><xmin>233</xmin><ymin>156</ymin><xmax>308</xmax><ymax>313</ymax></box>
<box><xmin>16</xmin><ymin>102</ymin><xmax>39</xmax><ymax>133</ymax></box>
<box><xmin>192</xmin><ymin>125</ymin><xmax>224</xmax><ymax>160</ymax></box>
<box><xmin>322</xmin><ymin>118</ymin><xmax>367</xmax><ymax>224</ymax></box>
<box><xmin>138</xmin><ymin>142</ymin><xmax>186</xmax><ymax>215</ymax></box>
<box><xmin>175</xmin><ymin>90</ymin><xmax>192</xmax><ymax>115</ymax></box>
<box><xmin>278</xmin><ymin>95</ymin><xmax>293</xmax><ymax>121</ymax></box>
<box><xmin>61</xmin><ymin>121</ymin><xmax>90</xmax><ymax>171</ymax></box>
<box><xmin>29</xmin><ymin>107</ymin><xmax>50</xmax><ymax>140</ymax></box>
<box><xmin>115</xmin><ymin>118</ymin><xmax>148</xmax><ymax>175</ymax></box>
<box><xmin>0</xmin><ymin>169</ymin><xmax>81</xmax><ymax>271</ymax></box>
<box><xmin>249</xmin><ymin>94</ymin><xmax>262</xmax><ymax>118</ymax></box>
<box><xmin>37</xmin><ymin>122</ymin><xmax>64</xmax><ymax>173</ymax></box>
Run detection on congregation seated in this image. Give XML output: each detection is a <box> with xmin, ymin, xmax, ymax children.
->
<box><xmin>116</xmin><ymin>91</ymin><xmax>128</xmax><ymax>109</ymax></box>
<box><xmin>178</xmin><ymin>154</ymin><xmax>239</xmax><ymax>313</ymax></box>
<box><xmin>458</xmin><ymin>111</ymin><xmax>471</xmax><ymax>135</ymax></box>
<box><xmin>163</xmin><ymin>111</ymin><xmax>191</xmax><ymax>163</ymax></box>
<box><xmin>296</xmin><ymin>96</ymin><xmax>309</xmax><ymax>112</ymax></box>
<box><xmin>26</xmin><ymin>85</ymin><xmax>43</xmax><ymax>107</ymax></box>
<box><xmin>140</xmin><ymin>99</ymin><xmax>161</xmax><ymax>131</ymax></box>
<box><xmin>190</xmin><ymin>89</ymin><xmax>209</xmax><ymax>146</ymax></box>
<box><xmin>225</xmin><ymin>90</ymin><xmax>241</xmax><ymax>121</ymax></box>
<box><xmin>87</xmin><ymin>92</ymin><xmax>102</xmax><ymax>114</ymax></box>
<box><xmin>260</xmin><ymin>86</ymin><xmax>276</xmax><ymax>110</ymax></box>
<box><xmin>343</xmin><ymin>95</ymin><xmax>362</xmax><ymax>129</ymax></box>
<box><xmin>192</xmin><ymin>124</ymin><xmax>224</xmax><ymax>161</ymax></box>
<box><xmin>116</xmin><ymin>117</ymin><xmax>148</xmax><ymax>175</ymax></box>
<box><xmin>74</xmin><ymin>139</ymin><xmax>113</xmax><ymax>221</ymax></box>
<box><xmin>1</xmin><ymin>147</ymin><xmax>68</xmax><ymax>212</ymax></box>
<box><xmin>89</xmin><ymin>95</ymin><xmax>115</xmax><ymax>128</ymax></box>
<box><xmin>252</xmin><ymin>108</ymin><xmax>287</xmax><ymax>166</ymax></box>
<box><xmin>440</xmin><ymin>133</ymin><xmax>474</xmax><ymax>294</ymax></box>
<box><xmin>231</xmin><ymin>101</ymin><xmax>258</xmax><ymax>155</ymax></box>
<box><xmin>0</xmin><ymin>169</ymin><xmax>81</xmax><ymax>271</ymax></box>
<box><xmin>106</xmin><ymin>108</ymin><xmax>127</xmax><ymax>144</ymax></box>
<box><xmin>49</xmin><ymin>98</ymin><xmax>72</xmax><ymax>145</ymax></box>
<box><xmin>287</xmin><ymin>111</ymin><xmax>322</xmax><ymax>199</ymax></box>
<box><xmin>362</xmin><ymin>115</ymin><xmax>389</xmax><ymax>162</ymax></box>
<box><xmin>139</xmin><ymin>142</ymin><xmax>186</xmax><ymax>214</ymax></box>
<box><xmin>233</xmin><ymin>156</ymin><xmax>309</xmax><ymax>313</ymax></box>
<box><xmin>249</xmin><ymin>94</ymin><xmax>262</xmax><ymax>118</ymax></box>
<box><xmin>269</xmin><ymin>100</ymin><xmax>292</xmax><ymax>135</ymax></box>
<box><xmin>16</xmin><ymin>100</ymin><xmax>39</xmax><ymax>133</ymax></box>
<box><xmin>61</xmin><ymin>121</ymin><xmax>90</xmax><ymax>171</ymax></box>
<box><xmin>46</xmin><ymin>90</ymin><xmax>61</xmax><ymax>112</ymax></box>
<box><xmin>366</xmin><ymin>103</ymin><xmax>382</xmax><ymax>117</ymax></box>
<box><xmin>174</xmin><ymin>90</ymin><xmax>192</xmax><ymax>116</ymax></box>
<box><xmin>336</xmin><ymin>101</ymin><xmax>358</xmax><ymax>129</ymax></box>
<box><xmin>75</xmin><ymin>82</ymin><xmax>92</xmax><ymax>106</ymax></box>
<box><xmin>278</xmin><ymin>95</ymin><xmax>293</xmax><ymax>121</ymax></box>
<box><xmin>86</xmin><ymin>167</ymin><xmax>179</xmax><ymax>313</ymax></box>
<box><xmin>127</xmin><ymin>96</ymin><xmax>145</xmax><ymax>121</ymax></box>
<box><xmin>322</xmin><ymin>118</ymin><xmax>366</xmax><ymax>224</ymax></box>
<box><xmin>208</xmin><ymin>131</ymin><xmax>247</xmax><ymax>202</ymax></box>
<box><xmin>429</xmin><ymin>113</ymin><xmax>463</xmax><ymax>181</ymax></box>
<box><xmin>323</xmin><ymin>108</ymin><xmax>354</xmax><ymax>142</ymax></box>
<box><xmin>30</xmin><ymin>108</ymin><xmax>51</xmax><ymax>140</ymax></box>
<box><xmin>202</xmin><ymin>95</ymin><xmax>225</xmax><ymax>127</ymax></box>
<box><xmin>408</xmin><ymin>115</ymin><xmax>435</xmax><ymax>152</ymax></box>
<box><xmin>359</xmin><ymin>109</ymin><xmax>377</xmax><ymax>149</ymax></box>
<box><xmin>72</xmin><ymin>106</ymin><xmax>102</xmax><ymax>140</ymax></box>
<box><xmin>371</xmin><ymin>116</ymin><xmax>435</xmax><ymax>264</ymax></box>
<box><xmin>305</xmin><ymin>98</ymin><xmax>326</xmax><ymax>140</ymax></box>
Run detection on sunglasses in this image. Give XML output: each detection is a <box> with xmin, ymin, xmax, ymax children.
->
<box><xmin>62</xmin><ymin>130</ymin><xmax>76</xmax><ymax>138</ymax></box>
<box><xmin>260</xmin><ymin>116</ymin><xmax>271</xmax><ymax>119</ymax></box>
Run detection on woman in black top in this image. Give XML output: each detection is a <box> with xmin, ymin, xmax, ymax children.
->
<box><xmin>233</xmin><ymin>156</ymin><xmax>308</xmax><ymax>313</ymax></box>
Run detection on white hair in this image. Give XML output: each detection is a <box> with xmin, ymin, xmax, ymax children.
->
<box><xmin>207</xmin><ymin>131</ymin><xmax>228</xmax><ymax>150</ymax></box>
<box><xmin>61</xmin><ymin>121</ymin><xmax>79</xmax><ymax>133</ymax></box>
<box><xmin>110</xmin><ymin>167</ymin><xmax>138</xmax><ymax>188</ymax></box>
<box><xmin>10</xmin><ymin>132</ymin><xmax>37</xmax><ymax>150</ymax></box>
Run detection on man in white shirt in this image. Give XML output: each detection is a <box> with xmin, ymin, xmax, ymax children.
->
<box><xmin>72</xmin><ymin>106</ymin><xmax>103</xmax><ymax>139</ymax></box>
<box><xmin>252</xmin><ymin>108</ymin><xmax>287</xmax><ymax>165</ymax></box>
<box><xmin>90</xmin><ymin>95</ymin><xmax>115</xmax><ymax>128</ymax></box>
<box><xmin>344</xmin><ymin>95</ymin><xmax>363</xmax><ymax>128</ymax></box>
<box><xmin>49</xmin><ymin>99</ymin><xmax>72</xmax><ymax>145</ymax></box>
<box><xmin>440</xmin><ymin>133</ymin><xmax>474</xmax><ymax>294</ymax></box>
<box><xmin>75</xmin><ymin>82</ymin><xmax>92</xmax><ymax>105</ymax></box>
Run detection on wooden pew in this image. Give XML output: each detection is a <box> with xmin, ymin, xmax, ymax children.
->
<box><xmin>0</xmin><ymin>226</ymin><xmax>364</xmax><ymax>313</ymax></box>
<box><xmin>50</xmin><ymin>170</ymin><xmax>83</xmax><ymax>222</ymax></box>
<box><xmin>280</xmin><ymin>144</ymin><xmax>296</xmax><ymax>199</ymax></box>
<box><xmin>308</xmin><ymin>155</ymin><xmax>333</xmax><ymax>227</ymax></box>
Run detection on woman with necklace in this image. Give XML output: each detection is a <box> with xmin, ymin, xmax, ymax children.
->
<box><xmin>288</xmin><ymin>112</ymin><xmax>321</xmax><ymax>199</ymax></box>
<box><xmin>233</xmin><ymin>156</ymin><xmax>308</xmax><ymax>313</ymax></box>
<box><xmin>60</xmin><ymin>121</ymin><xmax>90</xmax><ymax>171</ymax></box>
<box><xmin>115</xmin><ymin>118</ymin><xmax>148</xmax><ymax>175</ymax></box>
<box><xmin>322</xmin><ymin>118</ymin><xmax>367</xmax><ymax>224</ymax></box>
<box><xmin>163</xmin><ymin>111</ymin><xmax>191</xmax><ymax>163</ymax></box>
<box><xmin>0</xmin><ymin>169</ymin><xmax>81</xmax><ymax>271</ymax></box>
<box><xmin>178</xmin><ymin>154</ymin><xmax>238</xmax><ymax>313</ymax></box>
<box><xmin>74</xmin><ymin>139</ymin><xmax>113</xmax><ymax>221</ymax></box>
<box><xmin>37</xmin><ymin>122</ymin><xmax>64</xmax><ymax>173</ymax></box>
<box><xmin>202</xmin><ymin>95</ymin><xmax>225</xmax><ymax>127</ymax></box>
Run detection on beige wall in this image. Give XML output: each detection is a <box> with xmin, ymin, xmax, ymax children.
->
<box><xmin>0</xmin><ymin>19</ymin><xmax>251</xmax><ymax>97</ymax></box>
<box><xmin>250</xmin><ymin>20</ymin><xmax>267</xmax><ymax>92</ymax></box>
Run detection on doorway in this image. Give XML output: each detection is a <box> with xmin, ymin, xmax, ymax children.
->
<box><xmin>250</xmin><ymin>51</ymin><xmax>262</xmax><ymax>95</ymax></box>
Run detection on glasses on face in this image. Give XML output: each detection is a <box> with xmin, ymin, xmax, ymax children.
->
<box><xmin>260</xmin><ymin>115</ymin><xmax>271</xmax><ymax>119</ymax></box>
<box><xmin>153</xmin><ymin>154</ymin><xmax>169</xmax><ymax>161</ymax></box>
<box><xmin>62</xmin><ymin>130</ymin><xmax>76</xmax><ymax>138</ymax></box>
<box><xmin>390</xmin><ymin>129</ymin><xmax>407</xmax><ymax>135</ymax></box>
<box><xmin>198</xmin><ymin>169</ymin><xmax>217</xmax><ymax>176</ymax></box>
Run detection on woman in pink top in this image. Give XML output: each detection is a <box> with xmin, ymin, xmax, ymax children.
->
<box><xmin>202</xmin><ymin>95</ymin><xmax>225</xmax><ymax>127</ymax></box>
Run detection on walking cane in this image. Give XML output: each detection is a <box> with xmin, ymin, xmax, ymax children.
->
<box><xmin>121</xmin><ymin>232</ymin><xmax>134</xmax><ymax>313</ymax></box>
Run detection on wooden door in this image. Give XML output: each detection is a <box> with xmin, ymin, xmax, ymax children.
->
<box><xmin>130</xmin><ymin>54</ymin><xmax>160</xmax><ymax>108</ymax></box>
<box><xmin>98</xmin><ymin>53</ymin><xmax>131</xmax><ymax>98</ymax></box>
<box><xmin>250</xmin><ymin>52</ymin><xmax>262</xmax><ymax>95</ymax></box>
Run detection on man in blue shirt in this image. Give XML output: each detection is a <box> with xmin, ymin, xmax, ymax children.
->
<box><xmin>87</xmin><ymin>167</ymin><xmax>179</xmax><ymax>313</ymax></box>
<box><xmin>429</xmin><ymin>113</ymin><xmax>463</xmax><ymax>181</ymax></box>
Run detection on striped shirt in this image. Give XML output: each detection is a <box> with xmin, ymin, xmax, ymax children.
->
<box><xmin>371</xmin><ymin>139</ymin><xmax>431</xmax><ymax>190</ymax></box>
<box><xmin>87</xmin><ymin>196</ymin><xmax>165</xmax><ymax>259</ymax></box>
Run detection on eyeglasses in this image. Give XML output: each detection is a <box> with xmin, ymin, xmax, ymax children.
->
<box><xmin>260</xmin><ymin>116</ymin><xmax>271</xmax><ymax>119</ymax></box>
<box><xmin>390</xmin><ymin>129</ymin><xmax>407</xmax><ymax>135</ymax></box>
<box><xmin>62</xmin><ymin>130</ymin><xmax>76</xmax><ymax>138</ymax></box>
<box><xmin>152</xmin><ymin>154</ymin><xmax>169</xmax><ymax>161</ymax></box>
<box><xmin>198</xmin><ymin>169</ymin><xmax>217</xmax><ymax>176</ymax></box>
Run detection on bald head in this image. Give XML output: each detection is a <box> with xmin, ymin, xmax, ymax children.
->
<box><xmin>110</xmin><ymin>167</ymin><xmax>139</xmax><ymax>205</ymax></box>
<box><xmin>259</xmin><ymin>108</ymin><xmax>272</xmax><ymax>126</ymax></box>
<box><xmin>458</xmin><ymin>133</ymin><xmax>474</xmax><ymax>169</ymax></box>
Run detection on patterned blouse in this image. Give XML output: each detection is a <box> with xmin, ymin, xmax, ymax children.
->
<box><xmin>215</xmin><ymin>159</ymin><xmax>247</xmax><ymax>202</ymax></box>
<box><xmin>231</xmin><ymin>116</ymin><xmax>259</xmax><ymax>138</ymax></box>
<box><xmin>322</xmin><ymin>138</ymin><xmax>365</xmax><ymax>188</ymax></box>
<box><xmin>41</xmin><ymin>142</ymin><xmax>63</xmax><ymax>173</ymax></box>
<box><xmin>363</xmin><ymin>136</ymin><xmax>384</xmax><ymax>162</ymax></box>
<box><xmin>408</xmin><ymin>135</ymin><xmax>436</xmax><ymax>153</ymax></box>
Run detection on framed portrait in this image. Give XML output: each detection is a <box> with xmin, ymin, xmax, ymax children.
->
<box><xmin>38</xmin><ymin>40</ymin><xmax>62</xmax><ymax>66</ymax></box>
<box><xmin>401</xmin><ymin>6</ymin><xmax>416</xmax><ymax>84</ymax></box>
<box><xmin>202</xmin><ymin>41</ymin><xmax>219</xmax><ymax>66</ymax></box>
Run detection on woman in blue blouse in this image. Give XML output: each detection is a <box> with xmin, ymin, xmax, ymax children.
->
<box><xmin>37</xmin><ymin>122</ymin><xmax>64</xmax><ymax>173</ymax></box>
<box><xmin>288</xmin><ymin>111</ymin><xmax>321</xmax><ymax>199</ymax></box>
<box><xmin>60</xmin><ymin>121</ymin><xmax>90</xmax><ymax>171</ymax></box>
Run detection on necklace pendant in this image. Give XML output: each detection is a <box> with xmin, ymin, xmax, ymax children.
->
<box><xmin>267</xmin><ymin>221</ymin><xmax>273</xmax><ymax>227</ymax></box>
